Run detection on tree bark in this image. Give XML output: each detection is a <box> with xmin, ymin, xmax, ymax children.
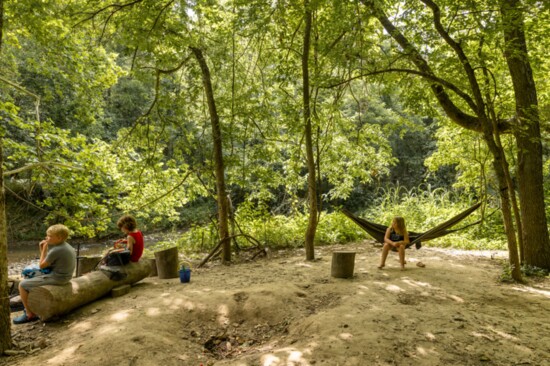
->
<box><xmin>27</xmin><ymin>261</ymin><xmax>151</xmax><ymax>321</ymax></box>
<box><xmin>0</xmin><ymin>0</ymin><xmax>12</xmax><ymax>353</ymax></box>
<box><xmin>190</xmin><ymin>46</ymin><xmax>231</xmax><ymax>264</ymax></box>
<box><xmin>499</xmin><ymin>0</ymin><xmax>550</xmax><ymax>269</ymax></box>
<box><xmin>0</xmin><ymin>135</ymin><xmax>11</xmax><ymax>353</ymax></box>
<box><xmin>303</xmin><ymin>1</ymin><xmax>318</xmax><ymax>261</ymax></box>
<box><xmin>331</xmin><ymin>251</ymin><xmax>356</xmax><ymax>278</ymax></box>
<box><xmin>154</xmin><ymin>246</ymin><xmax>179</xmax><ymax>279</ymax></box>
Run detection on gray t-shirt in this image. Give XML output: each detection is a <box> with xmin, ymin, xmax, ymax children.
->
<box><xmin>45</xmin><ymin>242</ymin><xmax>76</xmax><ymax>282</ymax></box>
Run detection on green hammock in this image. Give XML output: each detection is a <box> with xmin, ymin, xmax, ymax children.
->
<box><xmin>341</xmin><ymin>202</ymin><xmax>482</xmax><ymax>249</ymax></box>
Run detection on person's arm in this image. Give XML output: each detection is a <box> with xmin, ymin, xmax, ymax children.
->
<box><xmin>401</xmin><ymin>232</ymin><xmax>410</xmax><ymax>247</ymax></box>
<box><xmin>126</xmin><ymin>235</ymin><xmax>135</xmax><ymax>255</ymax></box>
<box><xmin>39</xmin><ymin>240</ymin><xmax>51</xmax><ymax>269</ymax></box>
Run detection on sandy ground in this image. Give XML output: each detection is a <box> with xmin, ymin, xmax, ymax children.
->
<box><xmin>2</xmin><ymin>241</ymin><xmax>550</xmax><ymax>366</ymax></box>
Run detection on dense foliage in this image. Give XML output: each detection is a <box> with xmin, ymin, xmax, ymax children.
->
<box><xmin>1</xmin><ymin>0</ymin><xmax>548</xmax><ymax>254</ymax></box>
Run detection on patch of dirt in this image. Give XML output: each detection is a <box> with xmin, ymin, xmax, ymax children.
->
<box><xmin>2</xmin><ymin>242</ymin><xmax>550</xmax><ymax>366</ymax></box>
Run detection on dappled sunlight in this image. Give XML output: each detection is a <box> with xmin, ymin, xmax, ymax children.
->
<box><xmin>146</xmin><ymin>307</ymin><xmax>161</xmax><ymax>317</ymax></box>
<box><xmin>415</xmin><ymin>346</ymin><xmax>439</xmax><ymax>357</ymax></box>
<box><xmin>96</xmin><ymin>323</ymin><xmax>118</xmax><ymax>336</ymax></box>
<box><xmin>69</xmin><ymin>320</ymin><xmax>93</xmax><ymax>333</ymax></box>
<box><xmin>46</xmin><ymin>345</ymin><xmax>80</xmax><ymax>365</ymax></box>
<box><xmin>511</xmin><ymin>286</ymin><xmax>550</xmax><ymax>298</ymax></box>
<box><xmin>260</xmin><ymin>345</ymin><xmax>313</xmax><ymax>366</ymax></box>
<box><xmin>110</xmin><ymin>309</ymin><xmax>132</xmax><ymax>321</ymax></box>
<box><xmin>382</xmin><ymin>283</ymin><xmax>403</xmax><ymax>293</ymax></box>
<box><xmin>217</xmin><ymin>304</ymin><xmax>230</xmax><ymax>326</ymax></box>
<box><xmin>339</xmin><ymin>332</ymin><xmax>353</xmax><ymax>340</ymax></box>
<box><xmin>296</xmin><ymin>262</ymin><xmax>313</xmax><ymax>268</ymax></box>
<box><xmin>484</xmin><ymin>326</ymin><xmax>519</xmax><ymax>341</ymax></box>
<box><xmin>447</xmin><ymin>294</ymin><xmax>464</xmax><ymax>303</ymax></box>
<box><xmin>424</xmin><ymin>332</ymin><xmax>436</xmax><ymax>341</ymax></box>
<box><xmin>401</xmin><ymin>278</ymin><xmax>434</xmax><ymax>288</ymax></box>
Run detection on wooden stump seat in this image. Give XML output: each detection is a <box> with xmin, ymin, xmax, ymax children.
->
<box><xmin>331</xmin><ymin>251</ymin><xmax>356</xmax><ymax>278</ymax></box>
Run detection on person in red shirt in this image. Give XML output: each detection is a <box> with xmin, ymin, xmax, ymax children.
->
<box><xmin>114</xmin><ymin>215</ymin><xmax>144</xmax><ymax>262</ymax></box>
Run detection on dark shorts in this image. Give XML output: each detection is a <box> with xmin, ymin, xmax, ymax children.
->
<box><xmin>20</xmin><ymin>275</ymin><xmax>69</xmax><ymax>292</ymax></box>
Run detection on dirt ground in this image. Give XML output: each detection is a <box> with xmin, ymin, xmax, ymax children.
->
<box><xmin>2</xmin><ymin>241</ymin><xmax>550</xmax><ymax>366</ymax></box>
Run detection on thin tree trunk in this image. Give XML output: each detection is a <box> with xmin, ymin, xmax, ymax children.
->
<box><xmin>0</xmin><ymin>0</ymin><xmax>13</xmax><ymax>352</ymax></box>
<box><xmin>190</xmin><ymin>46</ymin><xmax>231</xmax><ymax>264</ymax></box>
<box><xmin>303</xmin><ymin>1</ymin><xmax>317</xmax><ymax>261</ymax></box>
<box><xmin>0</xmin><ymin>137</ymin><xmax>11</xmax><ymax>353</ymax></box>
<box><xmin>499</xmin><ymin>0</ymin><xmax>550</xmax><ymax>269</ymax></box>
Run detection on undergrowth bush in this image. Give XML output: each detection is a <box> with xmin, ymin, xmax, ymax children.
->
<box><xmin>149</xmin><ymin>183</ymin><xmax>508</xmax><ymax>256</ymax></box>
<box><xmin>363</xmin><ymin>184</ymin><xmax>506</xmax><ymax>250</ymax></box>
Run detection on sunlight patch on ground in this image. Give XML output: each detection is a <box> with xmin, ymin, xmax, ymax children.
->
<box><xmin>111</xmin><ymin>309</ymin><xmax>132</xmax><ymax>321</ymax></box>
<box><xmin>485</xmin><ymin>326</ymin><xmax>519</xmax><ymax>341</ymax></box>
<box><xmin>424</xmin><ymin>332</ymin><xmax>436</xmax><ymax>341</ymax></box>
<box><xmin>512</xmin><ymin>343</ymin><xmax>534</xmax><ymax>355</ymax></box>
<box><xmin>146</xmin><ymin>307</ymin><xmax>161</xmax><ymax>317</ymax></box>
<box><xmin>96</xmin><ymin>323</ymin><xmax>119</xmax><ymax>336</ymax></box>
<box><xmin>69</xmin><ymin>320</ymin><xmax>93</xmax><ymax>333</ymax></box>
<box><xmin>339</xmin><ymin>332</ymin><xmax>353</xmax><ymax>340</ymax></box>
<box><xmin>260</xmin><ymin>346</ymin><xmax>313</xmax><ymax>366</ymax></box>
<box><xmin>511</xmin><ymin>285</ymin><xmax>550</xmax><ymax>298</ymax></box>
<box><xmin>374</xmin><ymin>282</ymin><xmax>403</xmax><ymax>293</ymax></box>
<box><xmin>447</xmin><ymin>294</ymin><xmax>465</xmax><ymax>303</ymax></box>
<box><xmin>296</xmin><ymin>262</ymin><xmax>313</xmax><ymax>268</ymax></box>
<box><xmin>46</xmin><ymin>345</ymin><xmax>80</xmax><ymax>365</ymax></box>
<box><xmin>217</xmin><ymin>304</ymin><xmax>230</xmax><ymax>326</ymax></box>
<box><xmin>401</xmin><ymin>278</ymin><xmax>434</xmax><ymax>288</ymax></box>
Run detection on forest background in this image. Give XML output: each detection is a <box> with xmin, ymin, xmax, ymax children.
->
<box><xmin>1</xmin><ymin>0</ymin><xmax>550</xmax><ymax>353</ymax></box>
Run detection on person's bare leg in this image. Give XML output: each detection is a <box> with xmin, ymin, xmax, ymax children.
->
<box><xmin>18</xmin><ymin>284</ymin><xmax>36</xmax><ymax>318</ymax></box>
<box><xmin>379</xmin><ymin>244</ymin><xmax>390</xmax><ymax>268</ymax></box>
<box><xmin>398</xmin><ymin>245</ymin><xmax>405</xmax><ymax>270</ymax></box>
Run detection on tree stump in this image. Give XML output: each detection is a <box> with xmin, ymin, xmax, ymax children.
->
<box><xmin>154</xmin><ymin>247</ymin><xmax>179</xmax><ymax>279</ymax></box>
<box><xmin>331</xmin><ymin>251</ymin><xmax>356</xmax><ymax>278</ymax></box>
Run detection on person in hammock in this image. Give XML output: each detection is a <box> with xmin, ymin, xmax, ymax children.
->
<box><xmin>378</xmin><ymin>216</ymin><xmax>409</xmax><ymax>270</ymax></box>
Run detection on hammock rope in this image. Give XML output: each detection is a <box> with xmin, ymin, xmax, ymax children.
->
<box><xmin>341</xmin><ymin>202</ymin><xmax>482</xmax><ymax>249</ymax></box>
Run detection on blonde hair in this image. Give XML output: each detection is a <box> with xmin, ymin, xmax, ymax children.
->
<box><xmin>47</xmin><ymin>224</ymin><xmax>70</xmax><ymax>241</ymax></box>
<box><xmin>391</xmin><ymin>217</ymin><xmax>407</xmax><ymax>236</ymax></box>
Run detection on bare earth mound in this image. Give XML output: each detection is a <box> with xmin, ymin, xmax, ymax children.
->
<box><xmin>3</xmin><ymin>242</ymin><xmax>550</xmax><ymax>366</ymax></box>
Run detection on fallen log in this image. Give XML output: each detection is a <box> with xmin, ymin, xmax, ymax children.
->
<box><xmin>27</xmin><ymin>261</ymin><xmax>151</xmax><ymax>321</ymax></box>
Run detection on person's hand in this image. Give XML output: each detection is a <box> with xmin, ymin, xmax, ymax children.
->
<box><xmin>39</xmin><ymin>240</ymin><xmax>48</xmax><ymax>250</ymax></box>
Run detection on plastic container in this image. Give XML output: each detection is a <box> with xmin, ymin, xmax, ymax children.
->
<box><xmin>179</xmin><ymin>268</ymin><xmax>191</xmax><ymax>283</ymax></box>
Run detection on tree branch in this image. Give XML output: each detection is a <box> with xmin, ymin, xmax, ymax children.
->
<box><xmin>360</xmin><ymin>0</ymin><xmax>485</xmax><ymax>132</ymax></box>
<box><xmin>3</xmin><ymin>162</ymin><xmax>84</xmax><ymax>177</ymax></box>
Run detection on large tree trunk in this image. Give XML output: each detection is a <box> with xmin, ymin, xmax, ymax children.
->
<box><xmin>27</xmin><ymin>261</ymin><xmax>151</xmax><ymax>321</ymax></box>
<box><xmin>303</xmin><ymin>1</ymin><xmax>317</xmax><ymax>261</ymax></box>
<box><xmin>190</xmin><ymin>46</ymin><xmax>231</xmax><ymax>264</ymax></box>
<box><xmin>499</xmin><ymin>0</ymin><xmax>550</xmax><ymax>269</ymax></box>
<box><xmin>0</xmin><ymin>0</ymin><xmax>12</xmax><ymax>353</ymax></box>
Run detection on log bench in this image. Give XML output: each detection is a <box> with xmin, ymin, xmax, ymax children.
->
<box><xmin>27</xmin><ymin>261</ymin><xmax>151</xmax><ymax>321</ymax></box>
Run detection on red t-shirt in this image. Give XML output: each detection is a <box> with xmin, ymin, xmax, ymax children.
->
<box><xmin>128</xmin><ymin>231</ymin><xmax>144</xmax><ymax>262</ymax></box>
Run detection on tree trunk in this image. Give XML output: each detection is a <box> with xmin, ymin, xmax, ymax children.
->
<box><xmin>27</xmin><ymin>261</ymin><xmax>151</xmax><ymax>321</ymax></box>
<box><xmin>0</xmin><ymin>0</ymin><xmax>12</xmax><ymax>351</ymax></box>
<box><xmin>499</xmin><ymin>0</ymin><xmax>550</xmax><ymax>269</ymax></box>
<box><xmin>190</xmin><ymin>46</ymin><xmax>231</xmax><ymax>264</ymax></box>
<box><xmin>0</xmin><ymin>139</ymin><xmax>11</xmax><ymax>353</ymax></box>
<box><xmin>303</xmin><ymin>1</ymin><xmax>318</xmax><ymax>261</ymax></box>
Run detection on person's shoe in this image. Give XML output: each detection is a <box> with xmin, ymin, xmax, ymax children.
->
<box><xmin>13</xmin><ymin>310</ymin><xmax>39</xmax><ymax>325</ymax></box>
